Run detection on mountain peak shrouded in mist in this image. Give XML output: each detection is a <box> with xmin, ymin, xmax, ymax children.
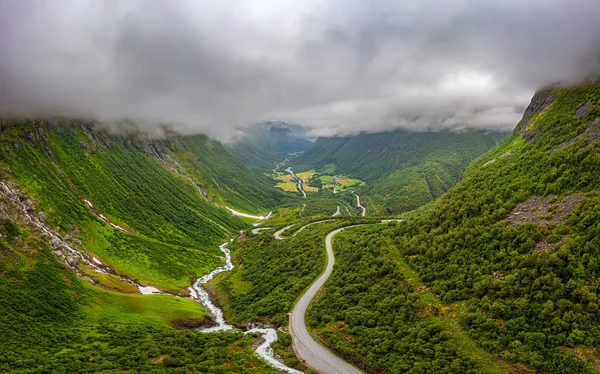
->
<box><xmin>2</xmin><ymin>0</ymin><xmax>600</xmax><ymax>140</ymax></box>
<box><xmin>233</xmin><ymin>121</ymin><xmax>313</xmax><ymax>153</ymax></box>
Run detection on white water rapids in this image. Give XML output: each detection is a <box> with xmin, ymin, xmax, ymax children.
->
<box><xmin>84</xmin><ymin>191</ymin><xmax>294</xmax><ymax>370</ymax></box>
<box><xmin>189</xmin><ymin>239</ymin><xmax>302</xmax><ymax>373</ymax></box>
<box><xmin>246</xmin><ymin>327</ymin><xmax>303</xmax><ymax>374</ymax></box>
<box><xmin>190</xmin><ymin>241</ymin><xmax>235</xmax><ymax>332</ymax></box>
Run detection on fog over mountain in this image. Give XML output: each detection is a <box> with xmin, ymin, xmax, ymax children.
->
<box><xmin>1</xmin><ymin>0</ymin><xmax>599</xmax><ymax>140</ymax></box>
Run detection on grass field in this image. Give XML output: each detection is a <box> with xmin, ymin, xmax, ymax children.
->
<box><xmin>296</xmin><ymin>169</ymin><xmax>317</xmax><ymax>182</ymax></box>
<box><xmin>274</xmin><ymin>173</ymin><xmax>294</xmax><ymax>183</ymax></box>
<box><xmin>319</xmin><ymin>175</ymin><xmax>334</xmax><ymax>184</ymax></box>
<box><xmin>274</xmin><ymin>173</ymin><xmax>299</xmax><ymax>193</ymax></box>
<box><xmin>83</xmin><ymin>283</ymin><xmax>210</xmax><ymax>328</ymax></box>
<box><xmin>336</xmin><ymin>177</ymin><xmax>365</xmax><ymax>191</ymax></box>
<box><xmin>273</xmin><ymin>169</ymin><xmax>365</xmax><ymax>195</ymax></box>
<box><xmin>271</xmin><ymin>165</ymin><xmax>366</xmax><ymax>198</ymax></box>
<box><xmin>275</xmin><ymin>182</ymin><xmax>298</xmax><ymax>192</ymax></box>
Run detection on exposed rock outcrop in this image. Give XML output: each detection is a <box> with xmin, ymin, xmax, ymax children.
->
<box><xmin>507</xmin><ymin>193</ymin><xmax>584</xmax><ymax>226</ymax></box>
<box><xmin>515</xmin><ymin>87</ymin><xmax>557</xmax><ymax>141</ymax></box>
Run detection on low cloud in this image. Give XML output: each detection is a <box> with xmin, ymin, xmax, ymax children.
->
<box><xmin>1</xmin><ymin>0</ymin><xmax>599</xmax><ymax>140</ymax></box>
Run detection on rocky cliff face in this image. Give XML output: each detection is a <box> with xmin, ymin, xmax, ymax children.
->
<box><xmin>515</xmin><ymin>79</ymin><xmax>600</xmax><ymax>144</ymax></box>
<box><xmin>514</xmin><ymin>87</ymin><xmax>556</xmax><ymax>141</ymax></box>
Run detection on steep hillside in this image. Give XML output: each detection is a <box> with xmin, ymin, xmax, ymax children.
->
<box><xmin>0</xmin><ymin>122</ymin><xmax>286</xmax><ymax>372</ymax></box>
<box><xmin>308</xmin><ymin>80</ymin><xmax>600</xmax><ymax>373</ymax></box>
<box><xmin>174</xmin><ymin>134</ymin><xmax>295</xmax><ymax>212</ymax></box>
<box><xmin>0</xmin><ymin>196</ymin><xmax>267</xmax><ymax>372</ymax></box>
<box><xmin>0</xmin><ymin>119</ymin><xmax>281</xmax><ymax>292</ymax></box>
<box><xmin>293</xmin><ymin>130</ymin><xmax>503</xmax><ymax>214</ymax></box>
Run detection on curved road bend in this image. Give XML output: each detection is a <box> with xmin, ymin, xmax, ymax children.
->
<box><xmin>290</xmin><ymin>226</ymin><xmax>363</xmax><ymax>374</ymax></box>
<box><xmin>274</xmin><ymin>224</ymin><xmax>297</xmax><ymax>240</ymax></box>
<box><xmin>332</xmin><ymin>205</ymin><xmax>340</xmax><ymax>217</ymax></box>
<box><xmin>274</xmin><ymin>219</ymin><xmax>335</xmax><ymax>241</ymax></box>
<box><xmin>353</xmin><ymin>193</ymin><xmax>366</xmax><ymax>217</ymax></box>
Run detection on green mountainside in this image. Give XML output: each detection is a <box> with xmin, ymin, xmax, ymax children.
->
<box><xmin>0</xmin><ymin>119</ymin><xmax>288</xmax><ymax>291</ymax></box>
<box><xmin>0</xmin><ymin>119</ymin><xmax>298</xmax><ymax>372</ymax></box>
<box><xmin>293</xmin><ymin>130</ymin><xmax>504</xmax><ymax>214</ymax></box>
<box><xmin>305</xmin><ymin>80</ymin><xmax>600</xmax><ymax>373</ymax></box>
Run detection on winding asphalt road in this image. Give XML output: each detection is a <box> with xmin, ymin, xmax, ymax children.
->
<box><xmin>353</xmin><ymin>193</ymin><xmax>366</xmax><ymax>217</ymax></box>
<box><xmin>289</xmin><ymin>226</ymin><xmax>363</xmax><ymax>374</ymax></box>
<box><xmin>332</xmin><ymin>205</ymin><xmax>340</xmax><ymax>217</ymax></box>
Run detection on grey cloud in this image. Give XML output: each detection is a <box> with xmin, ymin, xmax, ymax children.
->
<box><xmin>1</xmin><ymin>0</ymin><xmax>599</xmax><ymax>140</ymax></box>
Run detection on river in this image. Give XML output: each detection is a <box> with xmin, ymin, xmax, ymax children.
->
<box><xmin>285</xmin><ymin>167</ymin><xmax>306</xmax><ymax>198</ymax></box>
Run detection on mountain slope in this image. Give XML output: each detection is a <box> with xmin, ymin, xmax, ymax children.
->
<box><xmin>0</xmin><ymin>130</ymin><xmax>280</xmax><ymax>372</ymax></box>
<box><xmin>0</xmin><ymin>119</ymin><xmax>280</xmax><ymax>292</ymax></box>
<box><xmin>0</xmin><ymin>226</ymin><xmax>276</xmax><ymax>373</ymax></box>
<box><xmin>293</xmin><ymin>130</ymin><xmax>503</xmax><ymax>214</ymax></box>
<box><xmin>308</xmin><ymin>80</ymin><xmax>600</xmax><ymax>373</ymax></box>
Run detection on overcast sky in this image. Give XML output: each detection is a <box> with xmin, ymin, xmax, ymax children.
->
<box><xmin>1</xmin><ymin>0</ymin><xmax>599</xmax><ymax>140</ymax></box>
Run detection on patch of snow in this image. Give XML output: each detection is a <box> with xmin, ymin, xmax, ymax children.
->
<box><xmin>98</xmin><ymin>214</ymin><xmax>127</xmax><ymax>232</ymax></box>
<box><xmin>138</xmin><ymin>285</ymin><xmax>162</xmax><ymax>295</ymax></box>
<box><xmin>225</xmin><ymin>207</ymin><xmax>269</xmax><ymax>220</ymax></box>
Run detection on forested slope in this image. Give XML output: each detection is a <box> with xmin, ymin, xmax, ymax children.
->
<box><xmin>293</xmin><ymin>130</ymin><xmax>503</xmax><ymax>214</ymax></box>
<box><xmin>0</xmin><ymin>137</ymin><xmax>279</xmax><ymax>373</ymax></box>
<box><xmin>308</xmin><ymin>80</ymin><xmax>600</xmax><ymax>373</ymax></box>
<box><xmin>0</xmin><ymin>119</ymin><xmax>283</xmax><ymax>291</ymax></box>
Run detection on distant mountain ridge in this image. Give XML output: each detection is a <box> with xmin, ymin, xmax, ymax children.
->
<box><xmin>242</xmin><ymin>121</ymin><xmax>314</xmax><ymax>152</ymax></box>
<box><xmin>293</xmin><ymin>130</ymin><xmax>505</xmax><ymax>214</ymax></box>
<box><xmin>226</xmin><ymin>121</ymin><xmax>313</xmax><ymax>172</ymax></box>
